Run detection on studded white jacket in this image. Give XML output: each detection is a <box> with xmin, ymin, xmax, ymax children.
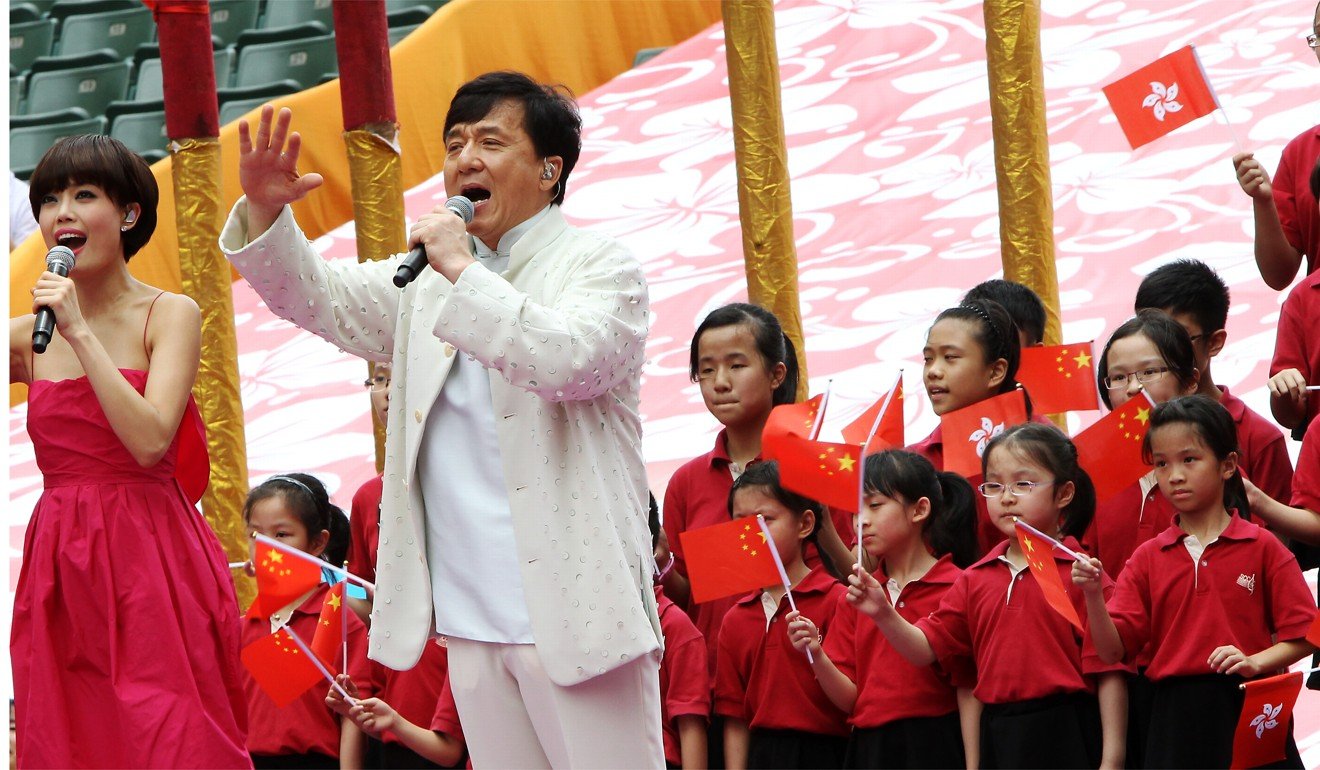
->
<box><xmin>220</xmin><ymin>199</ymin><xmax>662</xmax><ymax>685</ymax></box>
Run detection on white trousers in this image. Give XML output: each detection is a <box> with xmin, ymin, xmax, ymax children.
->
<box><xmin>446</xmin><ymin>638</ymin><xmax>665</xmax><ymax>769</ymax></box>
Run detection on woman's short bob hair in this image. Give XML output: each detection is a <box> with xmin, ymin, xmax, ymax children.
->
<box><xmin>27</xmin><ymin>134</ymin><xmax>159</xmax><ymax>261</ymax></box>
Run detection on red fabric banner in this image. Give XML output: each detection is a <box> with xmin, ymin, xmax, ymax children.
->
<box><xmin>1103</xmin><ymin>45</ymin><xmax>1218</xmax><ymax>150</ymax></box>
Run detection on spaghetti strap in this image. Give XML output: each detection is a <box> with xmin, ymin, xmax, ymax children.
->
<box><xmin>143</xmin><ymin>291</ymin><xmax>166</xmax><ymax>355</ymax></box>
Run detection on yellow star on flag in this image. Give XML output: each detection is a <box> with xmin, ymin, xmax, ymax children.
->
<box><xmin>327</xmin><ymin>593</ymin><xmax>341</xmax><ymax>611</ymax></box>
<box><xmin>1073</xmin><ymin>351</ymin><xmax>1092</xmax><ymax>369</ymax></box>
<box><xmin>1135</xmin><ymin>406</ymin><xmax>1150</xmax><ymax>425</ymax></box>
<box><xmin>838</xmin><ymin>455</ymin><xmax>856</xmax><ymax>472</ymax></box>
<box><xmin>267</xmin><ymin>549</ymin><xmax>284</xmax><ymax>564</ymax></box>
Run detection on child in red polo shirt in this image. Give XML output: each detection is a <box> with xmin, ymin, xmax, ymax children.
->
<box><xmin>241</xmin><ymin>474</ymin><xmax>371</xmax><ymax>769</ymax></box>
<box><xmin>859</xmin><ymin>424</ymin><xmax>1128</xmax><ymax>768</ymax></box>
<box><xmin>786</xmin><ymin>449</ymin><xmax>979</xmax><ymax>769</ymax></box>
<box><xmin>1268</xmin><ymin>156</ymin><xmax>1320</xmax><ymax>435</ymax></box>
<box><xmin>1076</xmin><ymin>397</ymin><xmax>1316</xmax><ymax>768</ymax></box>
<box><xmin>714</xmin><ymin>462</ymin><xmax>850</xmax><ymax>769</ymax></box>
<box><xmin>1245</xmin><ymin>414</ymin><xmax>1320</xmax><ymax>543</ymax></box>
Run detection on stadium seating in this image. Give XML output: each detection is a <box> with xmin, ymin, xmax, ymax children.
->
<box><xmin>217</xmin><ymin>79</ymin><xmax>303</xmax><ymax>125</ymax></box>
<box><xmin>106</xmin><ymin>100</ymin><xmax>168</xmax><ymax>161</ymax></box>
<box><xmin>134</xmin><ymin>48</ymin><xmax>236</xmax><ymax>101</ymax></box>
<box><xmin>11</xmin><ymin>110</ymin><xmax>107</xmax><ymax>179</ymax></box>
<box><xmin>25</xmin><ymin>50</ymin><xmax>132</xmax><ymax>117</ymax></box>
<box><xmin>10</xmin><ymin>19</ymin><xmax>56</xmax><ymax>73</ymax></box>
<box><xmin>234</xmin><ymin>33</ymin><xmax>337</xmax><ymax>90</ymax></box>
<box><xmin>207</xmin><ymin>0</ymin><xmax>261</xmax><ymax>48</ymax></box>
<box><xmin>56</xmin><ymin>5</ymin><xmax>155</xmax><ymax>59</ymax></box>
<box><xmin>259</xmin><ymin>0</ymin><xmax>334</xmax><ymax>32</ymax></box>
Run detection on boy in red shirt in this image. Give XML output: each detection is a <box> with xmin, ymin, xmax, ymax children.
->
<box><xmin>1269</xmin><ymin>157</ymin><xmax>1320</xmax><ymax>436</ymax></box>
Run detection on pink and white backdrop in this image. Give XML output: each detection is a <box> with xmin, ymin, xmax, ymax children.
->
<box><xmin>8</xmin><ymin>0</ymin><xmax>1320</xmax><ymax>749</ymax></box>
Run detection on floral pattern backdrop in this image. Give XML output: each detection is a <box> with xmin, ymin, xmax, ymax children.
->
<box><xmin>9</xmin><ymin>0</ymin><xmax>1319</xmax><ymax>742</ymax></box>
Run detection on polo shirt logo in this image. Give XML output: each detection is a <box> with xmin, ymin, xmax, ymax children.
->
<box><xmin>1237</xmin><ymin>573</ymin><xmax>1256</xmax><ymax>595</ymax></box>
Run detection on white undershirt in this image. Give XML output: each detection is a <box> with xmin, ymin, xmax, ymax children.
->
<box><xmin>418</xmin><ymin>206</ymin><xmax>549</xmax><ymax>645</ymax></box>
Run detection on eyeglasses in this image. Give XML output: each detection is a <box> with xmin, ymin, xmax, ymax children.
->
<box><xmin>363</xmin><ymin>375</ymin><xmax>391</xmax><ymax>393</ymax></box>
<box><xmin>1103</xmin><ymin>366</ymin><xmax>1169</xmax><ymax>390</ymax></box>
<box><xmin>1307</xmin><ymin>33</ymin><xmax>1318</xmax><ymax>49</ymax></box>
<box><xmin>977</xmin><ymin>480</ymin><xmax>1055</xmax><ymax>498</ymax></box>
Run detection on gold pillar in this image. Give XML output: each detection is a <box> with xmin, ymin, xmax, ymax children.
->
<box><xmin>344</xmin><ymin>125</ymin><xmax>407</xmax><ymax>471</ymax></box>
<box><xmin>722</xmin><ymin>0</ymin><xmax>808</xmax><ymax>399</ymax></box>
<box><xmin>984</xmin><ymin>0</ymin><xmax>1062</xmax><ymax>348</ymax></box>
<box><xmin>171</xmin><ymin>138</ymin><xmax>254</xmax><ymax>606</ymax></box>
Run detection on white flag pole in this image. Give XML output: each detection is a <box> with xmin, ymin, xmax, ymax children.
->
<box><xmin>756</xmin><ymin>514</ymin><xmax>813</xmax><ymax>663</ymax></box>
<box><xmin>254</xmin><ymin>533</ymin><xmax>376</xmax><ymax>592</ymax></box>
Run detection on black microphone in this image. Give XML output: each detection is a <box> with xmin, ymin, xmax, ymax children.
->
<box><xmin>32</xmin><ymin>245</ymin><xmax>77</xmax><ymax>355</ymax></box>
<box><xmin>393</xmin><ymin>195</ymin><xmax>476</xmax><ymax>288</ymax></box>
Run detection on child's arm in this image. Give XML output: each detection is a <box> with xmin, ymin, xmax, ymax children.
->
<box><xmin>1072</xmin><ymin>557</ymin><xmax>1126</xmax><ymax>664</ymax></box>
<box><xmin>325</xmin><ymin>674</ymin><xmax>362</xmax><ymax>719</ymax></box>
<box><xmin>349</xmin><ymin>697</ymin><xmax>464</xmax><ymax>767</ymax></box>
<box><xmin>1232</xmin><ymin>151</ymin><xmax>1303</xmax><ymax>290</ymax></box>
<box><xmin>1208</xmin><ymin>640</ymin><xmax>1316</xmax><ymax>677</ymax></box>
<box><xmin>955</xmin><ymin>687</ymin><xmax>980</xmax><ymax>770</ymax></box>
<box><xmin>1245</xmin><ymin>477</ymin><xmax>1320</xmax><ymax>545</ymax></box>
<box><xmin>786</xmin><ymin>611</ymin><xmax>857</xmax><ymax>713</ymax></box>
<box><xmin>677</xmin><ymin>715</ymin><xmax>708</xmax><ymax>770</ymax></box>
<box><xmin>338</xmin><ymin>717</ymin><xmax>366</xmax><ymax>770</ymax></box>
<box><xmin>1268</xmin><ymin>369</ymin><xmax>1310</xmax><ymax>431</ymax></box>
<box><xmin>1096</xmin><ymin>672</ymin><xmax>1128</xmax><ymax>770</ymax></box>
<box><xmin>723</xmin><ymin>717</ymin><xmax>750</xmax><ymax>770</ymax></box>
<box><xmin>846</xmin><ymin>566</ymin><xmax>937</xmax><ymax>666</ymax></box>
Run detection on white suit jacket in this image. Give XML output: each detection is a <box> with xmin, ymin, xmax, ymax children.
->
<box><xmin>220</xmin><ymin>199</ymin><xmax>662</xmax><ymax>685</ymax></box>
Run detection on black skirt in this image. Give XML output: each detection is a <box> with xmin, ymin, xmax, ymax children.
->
<box><xmin>979</xmin><ymin>691</ymin><xmax>1101</xmax><ymax>769</ymax></box>
<box><xmin>748</xmin><ymin>727</ymin><xmax>849</xmax><ymax>769</ymax></box>
<box><xmin>1127</xmin><ymin>669</ymin><xmax>1155</xmax><ymax>769</ymax></box>
<box><xmin>845</xmin><ymin>712</ymin><xmax>964</xmax><ymax>769</ymax></box>
<box><xmin>250</xmin><ymin>752</ymin><xmax>337</xmax><ymax>769</ymax></box>
<box><xmin>379</xmin><ymin>740</ymin><xmax>447</xmax><ymax>769</ymax></box>
<box><xmin>1145</xmin><ymin>674</ymin><xmax>1302</xmax><ymax>769</ymax></box>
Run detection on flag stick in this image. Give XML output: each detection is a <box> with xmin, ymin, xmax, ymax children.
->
<box><xmin>1239</xmin><ymin>667</ymin><xmax>1316</xmax><ymax>690</ymax></box>
<box><xmin>228</xmin><ymin>561</ymin><xmax>248</xmax><ymax>570</ymax></box>
<box><xmin>809</xmin><ymin>380</ymin><xmax>833</xmax><ymax>440</ymax></box>
<box><xmin>284</xmin><ymin>624</ymin><xmax>357</xmax><ymax>706</ymax></box>
<box><xmin>856</xmin><ymin>371</ymin><xmax>903</xmax><ymax>568</ymax></box>
<box><xmin>1013</xmin><ymin>518</ymin><xmax>1087</xmax><ymax>562</ymax></box>
<box><xmin>341</xmin><ymin>565</ymin><xmax>349</xmax><ymax>678</ymax></box>
<box><xmin>756</xmin><ymin>514</ymin><xmax>814</xmax><ymax>663</ymax></box>
<box><xmin>1306</xmin><ymin>386</ymin><xmax>1320</xmax><ymax>391</ymax></box>
<box><xmin>1190</xmin><ymin>44</ymin><xmax>1245</xmax><ymax>155</ymax></box>
<box><xmin>254</xmin><ymin>533</ymin><xmax>377</xmax><ymax>592</ymax></box>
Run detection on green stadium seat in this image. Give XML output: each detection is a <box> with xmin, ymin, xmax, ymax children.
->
<box><xmin>217</xmin><ymin>79</ymin><xmax>302</xmax><ymax>125</ymax></box>
<box><xmin>21</xmin><ymin>0</ymin><xmax>59</xmax><ymax>15</ymax></box>
<box><xmin>11</xmin><ymin>3</ymin><xmax>42</xmax><ymax>23</ymax></box>
<box><xmin>384</xmin><ymin>0</ymin><xmax>449</xmax><ymax>12</ymax></box>
<box><xmin>50</xmin><ymin>0</ymin><xmax>138</xmax><ymax>21</ymax></box>
<box><xmin>11</xmin><ymin>19</ymin><xmax>57</xmax><ymax>75</ymax></box>
<box><xmin>208</xmin><ymin>0</ymin><xmax>261</xmax><ymax>47</ymax></box>
<box><xmin>107</xmin><ymin>101</ymin><xmax>168</xmax><ymax>157</ymax></box>
<box><xmin>11</xmin><ymin>111</ymin><xmax>106</xmax><ymax>179</ymax></box>
<box><xmin>11</xmin><ymin>75</ymin><xmax>25</xmax><ymax>114</ymax></box>
<box><xmin>26</xmin><ymin>51</ymin><xmax>132</xmax><ymax>116</ymax></box>
<box><xmin>632</xmin><ymin>47</ymin><xmax>668</xmax><ymax>68</ymax></box>
<box><xmin>387</xmin><ymin>7</ymin><xmax>432</xmax><ymax>28</ymax></box>
<box><xmin>259</xmin><ymin>0</ymin><xmax>334</xmax><ymax>31</ymax></box>
<box><xmin>134</xmin><ymin>48</ymin><xmax>235</xmax><ymax>101</ymax></box>
<box><xmin>57</xmin><ymin>6</ymin><xmax>156</xmax><ymax>59</ymax></box>
<box><xmin>234</xmin><ymin>33</ymin><xmax>336</xmax><ymax>90</ymax></box>
<box><xmin>234</xmin><ymin>21</ymin><xmax>327</xmax><ymax>50</ymax></box>
<box><xmin>388</xmin><ymin>23</ymin><xmax>421</xmax><ymax>47</ymax></box>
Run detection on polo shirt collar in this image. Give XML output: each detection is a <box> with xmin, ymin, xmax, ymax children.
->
<box><xmin>1155</xmin><ymin>510</ymin><xmax>1257</xmax><ymax>549</ymax></box>
<box><xmin>1217</xmin><ymin>386</ymin><xmax>1247</xmax><ymax>422</ymax></box>
<box><xmin>912</xmin><ymin>425</ymin><xmax>943</xmax><ymax>452</ymax></box>
<box><xmin>708</xmin><ymin>429</ymin><xmax>763</xmax><ymax>470</ymax></box>
<box><xmin>734</xmin><ymin>565</ymin><xmax>838</xmax><ymax>605</ymax></box>
<box><xmin>970</xmin><ymin>539</ymin><xmax>1013</xmax><ymax>570</ymax></box>
<box><xmin>878</xmin><ymin>553</ymin><xmax>960</xmax><ymax>587</ymax></box>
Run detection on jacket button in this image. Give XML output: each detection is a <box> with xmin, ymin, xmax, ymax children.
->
<box><xmin>415</xmin><ymin>409</ymin><xmax>423</xmax><ymax>423</ymax></box>
<box><xmin>444</xmin><ymin>344</ymin><xmax>455</xmax><ymax>357</ymax></box>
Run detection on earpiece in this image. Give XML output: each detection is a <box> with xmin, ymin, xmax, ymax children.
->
<box><xmin>124</xmin><ymin>213</ymin><xmax>136</xmax><ymax>224</ymax></box>
<box><xmin>542</xmin><ymin>161</ymin><xmax>554</xmax><ymax>181</ymax></box>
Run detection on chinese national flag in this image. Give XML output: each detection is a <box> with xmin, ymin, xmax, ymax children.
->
<box><xmin>1018</xmin><ymin>343</ymin><xmax>1100</xmax><ymax>414</ymax></box>
<box><xmin>1231</xmin><ymin>671</ymin><xmax>1303</xmax><ymax>769</ymax></box>
<box><xmin>310</xmin><ymin>583</ymin><xmax>344</xmax><ymax>671</ymax></box>
<box><xmin>763</xmin><ymin>394</ymin><xmax>824</xmax><ymax>443</ymax></box>
<box><xmin>762</xmin><ymin>434</ymin><xmax>863</xmax><ymax>512</ymax></box>
<box><xmin>939</xmin><ymin>390</ymin><xmax>1028</xmax><ymax>478</ymax></box>
<box><xmin>1015</xmin><ymin>524</ymin><xmax>1083</xmax><ymax>631</ymax></box>
<box><xmin>240</xmin><ymin>627</ymin><xmax>326</xmax><ymax>708</ymax></box>
<box><xmin>1102</xmin><ymin>45</ymin><xmax>1219</xmax><ymax>150</ymax></box>
<box><xmin>1074</xmin><ymin>393</ymin><xmax>1154</xmax><ymax>501</ymax></box>
<box><xmin>680</xmin><ymin>518</ymin><xmax>782</xmax><ymax>603</ymax></box>
<box><xmin>842</xmin><ymin>377</ymin><xmax>904</xmax><ymax>453</ymax></box>
<box><xmin>253</xmin><ymin>540</ymin><xmax>324</xmax><ymax>619</ymax></box>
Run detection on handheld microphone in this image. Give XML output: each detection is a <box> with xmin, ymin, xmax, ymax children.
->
<box><xmin>393</xmin><ymin>195</ymin><xmax>476</xmax><ymax>288</ymax></box>
<box><xmin>32</xmin><ymin>245</ymin><xmax>77</xmax><ymax>355</ymax></box>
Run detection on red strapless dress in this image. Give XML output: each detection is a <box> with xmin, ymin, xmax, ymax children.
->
<box><xmin>12</xmin><ymin>369</ymin><xmax>250</xmax><ymax>768</ymax></box>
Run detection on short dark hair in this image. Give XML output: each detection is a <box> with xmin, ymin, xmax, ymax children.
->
<box><xmin>932</xmin><ymin>299</ymin><xmax>1029</xmax><ymax>412</ymax></box>
<box><xmin>28</xmin><ymin>134</ymin><xmax>159</xmax><ymax>260</ymax></box>
<box><xmin>690</xmin><ymin>303</ymin><xmax>799</xmax><ymax>407</ymax></box>
<box><xmin>1097</xmin><ymin>309</ymin><xmax>1196</xmax><ymax>409</ymax></box>
<box><xmin>444</xmin><ymin>71</ymin><xmax>581</xmax><ymax>205</ymax></box>
<box><xmin>981</xmin><ymin>422</ymin><xmax>1096</xmax><ymax>540</ymax></box>
<box><xmin>243</xmin><ymin>473</ymin><xmax>334</xmax><ymax>547</ymax></box>
<box><xmin>963</xmin><ymin>280</ymin><xmax>1047</xmax><ymax>345</ymax></box>
<box><xmin>1134</xmin><ymin>259</ymin><xmax>1230</xmax><ymax>336</ymax></box>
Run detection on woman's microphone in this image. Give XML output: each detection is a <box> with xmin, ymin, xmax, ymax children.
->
<box><xmin>32</xmin><ymin>245</ymin><xmax>77</xmax><ymax>354</ymax></box>
<box><xmin>393</xmin><ymin>195</ymin><xmax>475</xmax><ymax>288</ymax></box>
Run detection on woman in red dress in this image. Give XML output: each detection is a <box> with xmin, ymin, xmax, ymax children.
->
<box><xmin>9</xmin><ymin>135</ymin><xmax>249</xmax><ymax>768</ymax></box>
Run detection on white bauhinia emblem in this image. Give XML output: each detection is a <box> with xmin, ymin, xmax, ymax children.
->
<box><xmin>1250</xmin><ymin>702</ymin><xmax>1283</xmax><ymax>739</ymax></box>
<box><xmin>1142</xmin><ymin>81</ymin><xmax>1183</xmax><ymax>122</ymax></box>
<box><xmin>968</xmin><ymin>417</ymin><xmax>1005</xmax><ymax>457</ymax></box>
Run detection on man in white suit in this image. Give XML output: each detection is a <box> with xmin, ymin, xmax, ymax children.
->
<box><xmin>221</xmin><ymin>72</ymin><xmax>664</xmax><ymax>768</ymax></box>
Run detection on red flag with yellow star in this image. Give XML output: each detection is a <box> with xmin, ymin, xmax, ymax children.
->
<box><xmin>842</xmin><ymin>375</ymin><xmax>904</xmax><ymax>454</ymax></box>
<box><xmin>240</xmin><ymin>627</ymin><xmax>326</xmax><ymax>707</ymax></box>
<box><xmin>680</xmin><ymin>517</ymin><xmax>782</xmax><ymax>603</ymax></box>
<box><xmin>1017</xmin><ymin>342</ymin><xmax>1100</xmax><ymax>413</ymax></box>
<box><xmin>310</xmin><ymin>583</ymin><xmax>344</xmax><ymax>671</ymax></box>
<box><xmin>762</xmin><ymin>434</ymin><xmax>863</xmax><ymax>512</ymax></box>
<box><xmin>763</xmin><ymin>394</ymin><xmax>825</xmax><ymax>443</ymax></box>
<box><xmin>252</xmin><ymin>538</ymin><xmax>324</xmax><ymax>619</ymax></box>
<box><xmin>1074</xmin><ymin>391</ymin><xmax>1155</xmax><ymax>501</ymax></box>
<box><xmin>1014</xmin><ymin>522</ymin><xmax>1084</xmax><ymax>631</ymax></box>
<box><xmin>940</xmin><ymin>390</ymin><xmax>1029</xmax><ymax>478</ymax></box>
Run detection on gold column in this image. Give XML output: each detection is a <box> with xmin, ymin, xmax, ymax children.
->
<box><xmin>171</xmin><ymin>138</ymin><xmax>254</xmax><ymax>606</ymax></box>
<box><xmin>984</xmin><ymin>0</ymin><xmax>1062</xmax><ymax>348</ymax></box>
<box><xmin>344</xmin><ymin>125</ymin><xmax>407</xmax><ymax>471</ymax></box>
<box><xmin>722</xmin><ymin>0</ymin><xmax>808</xmax><ymax>399</ymax></box>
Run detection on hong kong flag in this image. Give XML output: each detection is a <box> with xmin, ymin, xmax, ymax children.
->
<box><xmin>939</xmin><ymin>390</ymin><xmax>1029</xmax><ymax>478</ymax></box>
<box><xmin>1231</xmin><ymin>671</ymin><xmax>1302</xmax><ymax>769</ymax></box>
<box><xmin>1074</xmin><ymin>392</ymin><xmax>1155</xmax><ymax>501</ymax></box>
<box><xmin>1018</xmin><ymin>343</ymin><xmax>1100</xmax><ymax>414</ymax></box>
<box><xmin>680</xmin><ymin>518</ymin><xmax>782</xmax><ymax>603</ymax></box>
<box><xmin>1102</xmin><ymin>45</ymin><xmax>1220</xmax><ymax>150</ymax></box>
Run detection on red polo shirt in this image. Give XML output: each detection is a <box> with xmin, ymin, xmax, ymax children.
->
<box><xmin>714</xmin><ymin>568</ymin><xmax>850</xmax><ymax>735</ymax></box>
<box><xmin>348</xmin><ymin>474</ymin><xmax>383</xmax><ymax>583</ymax></box>
<box><xmin>1292</xmin><ymin>416</ymin><xmax>1320</xmax><ymax>512</ymax></box>
<box><xmin>1082</xmin><ymin>476</ymin><xmax>1175</xmax><ymax>579</ymax></box>
<box><xmin>1271</xmin><ymin>270</ymin><xmax>1320</xmax><ymax>427</ymax></box>
<box><xmin>823</xmin><ymin>555</ymin><xmax>973</xmax><ymax>728</ymax></box>
<box><xmin>1219</xmin><ymin>387</ymin><xmax>1293</xmax><ymax>504</ymax></box>
<box><xmin>664</xmin><ymin>430</ymin><xmax>853</xmax><ymax>675</ymax></box>
<box><xmin>242</xmin><ymin>583</ymin><xmax>372</xmax><ymax>758</ymax></box>
<box><xmin>1108</xmin><ymin>513</ymin><xmax>1316</xmax><ymax>681</ymax></box>
<box><xmin>368</xmin><ymin>638</ymin><xmax>449</xmax><ymax>748</ymax></box>
<box><xmin>1273</xmin><ymin>124</ymin><xmax>1320</xmax><ymax>274</ymax></box>
<box><xmin>655</xmin><ymin>586</ymin><xmax>711</xmax><ymax>765</ymax></box>
<box><xmin>916</xmin><ymin>537</ymin><xmax>1125</xmax><ymax>705</ymax></box>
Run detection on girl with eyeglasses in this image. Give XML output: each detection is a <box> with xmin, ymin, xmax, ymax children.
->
<box><xmin>851</xmin><ymin>423</ymin><xmax>1128</xmax><ymax>769</ymax></box>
